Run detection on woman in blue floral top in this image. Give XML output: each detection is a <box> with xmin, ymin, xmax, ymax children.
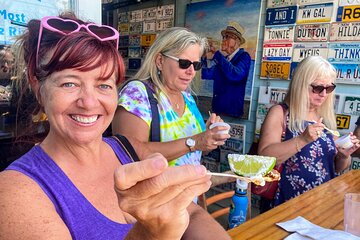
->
<box><xmin>258</xmin><ymin>56</ymin><xmax>360</xmax><ymax>208</ymax></box>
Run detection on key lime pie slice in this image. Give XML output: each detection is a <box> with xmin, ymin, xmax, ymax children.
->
<box><xmin>228</xmin><ymin>154</ymin><xmax>280</xmax><ymax>186</ymax></box>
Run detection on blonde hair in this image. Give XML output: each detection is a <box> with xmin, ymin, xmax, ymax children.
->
<box><xmin>284</xmin><ymin>56</ymin><xmax>337</xmax><ymax>132</ymax></box>
<box><xmin>130</xmin><ymin>27</ymin><xmax>208</xmax><ymax>95</ymax></box>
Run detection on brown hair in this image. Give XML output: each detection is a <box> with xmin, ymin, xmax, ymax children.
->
<box><xmin>13</xmin><ymin>13</ymin><xmax>124</xmax><ymax>142</ymax></box>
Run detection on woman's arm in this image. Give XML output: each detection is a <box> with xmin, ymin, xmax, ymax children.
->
<box><xmin>258</xmin><ymin>105</ymin><xmax>322</xmax><ymax>164</ymax></box>
<box><xmin>182</xmin><ymin>203</ymin><xmax>230</xmax><ymax>240</ymax></box>
<box><xmin>258</xmin><ymin>105</ymin><xmax>301</xmax><ymax>164</ymax></box>
<box><xmin>112</xmin><ymin>107</ymin><xmax>229</xmax><ymax>161</ymax></box>
<box><xmin>352</xmin><ymin>124</ymin><xmax>360</xmax><ymax>157</ymax></box>
<box><xmin>0</xmin><ymin>171</ymin><xmax>72</xmax><ymax>240</ymax></box>
<box><xmin>335</xmin><ymin>133</ymin><xmax>360</xmax><ymax>172</ymax></box>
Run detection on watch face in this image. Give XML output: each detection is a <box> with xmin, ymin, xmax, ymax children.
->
<box><xmin>186</xmin><ymin>138</ymin><xmax>195</xmax><ymax>147</ymax></box>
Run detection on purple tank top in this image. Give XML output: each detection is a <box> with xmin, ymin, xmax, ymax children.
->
<box><xmin>6</xmin><ymin>137</ymin><xmax>134</xmax><ymax>240</ymax></box>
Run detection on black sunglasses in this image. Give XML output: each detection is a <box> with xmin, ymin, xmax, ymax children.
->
<box><xmin>162</xmin><ymin>53</ymin><xmax>202</xmax><ymax>71</ymax></box>
<box><xmin>310</xmin><ymin>83</ymin><xmax>336</xmax><ymax>94</ymax></box>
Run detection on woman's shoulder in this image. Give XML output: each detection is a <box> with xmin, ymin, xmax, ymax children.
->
<box><xmin>268</xmin><ymin>104</ymin><xmax>287</xmax><ymax>115</ymax></box>
<box><xmin>122</xmin><ymin>80</ymin><xmax>147</xmax><ymax>91</ymax></box>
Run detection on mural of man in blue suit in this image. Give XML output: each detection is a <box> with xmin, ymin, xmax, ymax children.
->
<box><xmin>201</xmin><ymin>21</ymin><xmax>251</xmax><ymax>118</ymax></box>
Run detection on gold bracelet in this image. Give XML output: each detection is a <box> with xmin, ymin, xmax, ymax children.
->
<box><xmin>295</xmin><ymin>137</ymin><xmax>302</xmax><ymax>152</ymax></box>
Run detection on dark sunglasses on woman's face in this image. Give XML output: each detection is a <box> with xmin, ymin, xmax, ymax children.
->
<box><xmin>310</xmin><ymin>83</ymin><xmax>336</xmax><ymax>94</ymax></box>
<box><xmin>162</xmin><ymin>53</ymin><xmax>202</xmax><ymax>71</ymax></box>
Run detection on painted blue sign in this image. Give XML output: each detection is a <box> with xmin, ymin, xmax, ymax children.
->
<box><xmin>265</xmin><ymin>6</ymin><xmax>298</xmax><ymax>25</ymax></box>
<box><xmin>0</xmin><ymin>0</ymin><xmax>70</xmax><ymax>45</ymax></box>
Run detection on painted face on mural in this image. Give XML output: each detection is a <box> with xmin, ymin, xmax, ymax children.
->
<box><xmin>221</xmin><ymin>33</ymin><xmax>239</xmax><ymax>55</ymax></box>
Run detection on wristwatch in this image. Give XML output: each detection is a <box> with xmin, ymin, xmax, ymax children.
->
<box><xmin>186</xmin><ymin>138</ymin><xmax>196</xmax><ymax>152</ymax></box>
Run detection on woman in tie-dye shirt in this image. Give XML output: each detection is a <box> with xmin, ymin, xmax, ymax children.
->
<box><xmin>112</xmin><ymin>27</ymin><xmax>230</xmax><ymax>167</ymax></box>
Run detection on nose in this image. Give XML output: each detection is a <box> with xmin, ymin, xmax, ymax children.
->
<box><xmin>185</xmin><ymin>64</ymin><xmax>196</xmax><ymax>75</ymax></box>
<box><xmin>76</xmin><ymin>86</ymin><xmax>100</xmax><ymax>109</ymax></box>
<box><xmin>319</xmin><ymin>88</ymin><xmax>327</xmax><ymax>96</ymax></box>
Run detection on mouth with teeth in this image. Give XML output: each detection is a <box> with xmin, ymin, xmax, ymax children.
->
<box><xmin>71</xmin><ymin>115</ymin><xmax>99</xmax><ymax>124</ymax></box>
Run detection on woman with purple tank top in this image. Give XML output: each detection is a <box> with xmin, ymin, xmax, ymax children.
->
<box><xmin>0</xmin><ymin>13</ymin><xmax>229</xmax><ymax>240</ymax></box>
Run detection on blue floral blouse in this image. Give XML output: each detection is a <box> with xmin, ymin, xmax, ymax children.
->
<box><xmin>274</xmin><ymin>116</ymin><xmax>337</xmax><ymax>206</ymax></box>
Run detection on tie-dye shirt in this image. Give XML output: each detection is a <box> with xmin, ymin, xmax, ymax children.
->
<box><xmin>118</xmin><ymin>80</ymin><xmax>206</xmax><ymax>166</ymax></box>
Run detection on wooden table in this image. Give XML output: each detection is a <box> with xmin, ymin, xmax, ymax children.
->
<box><xmin>228</xmin><ymin>170</ymin><xmax>360</xmax><ymax>240</ymax></box>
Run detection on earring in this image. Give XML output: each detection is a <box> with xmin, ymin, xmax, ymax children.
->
<box><xmin>157</xmin><ymin>69</ymin><xmax>161</xmax><ymax>76</ymax></box>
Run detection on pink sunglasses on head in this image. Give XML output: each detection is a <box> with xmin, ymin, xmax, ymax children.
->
<box><xmin>36</xmin><ymin>16</ymin><xmax>119</xmax><ymax>67</ymax></box>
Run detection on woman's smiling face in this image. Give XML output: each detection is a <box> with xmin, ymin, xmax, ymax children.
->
<box><xmin>39</xmin><ymin>65</ymin><xmax>118</xmax><ymax>144</ymax></box>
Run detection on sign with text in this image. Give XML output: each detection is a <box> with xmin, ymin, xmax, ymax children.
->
<box><xmin>260</xmin><ymin>61</ymin><xmax>291</xmax><ymax>79</ymax></box>
<box><xmin>336</xmin><ymin>5</ymin><xmax>360</xmax><ymax>22</ymax></box>
<box><xmin>0</xmin><ymin>0</ymin><xmax>70</xmax><ymax>45</ymax></box>
<box><xmin>297</xmin><ymin>3</ymin><xmax>334</xmax><ymax>24</ymax></box>
<box><xmin>267</xmin><ymin>0</ymin><xmax>296</xmax><ymax>8</ymax></box>
<box><xmin>264</xmin><ymin>25</ymin><xmax>295</xmax><ymax>43</ymax></box>
<box><xmin>298</xmin><ymin>0</ymin><xmax>333</xmax><ymax>5</ymax></box>
<box><xmin>350</xmin><ymin>157</ymin><xmax>360</xmax><ymax>170</ymax></box>
<box><xmin>263</xmin><ymin>43</ymin><xmax>293</xmax><ymax>61</ymax></box>
<box><xmin>156</xmin><ymin>19</ymin><xmax>173</xmax><ymax>31</ymax></box>
<box><xmin>344</xmin><ymin>96</ymin><xmax>360</xmax><ymax>115</ymax></box>
<box><xmin>269</xmin><ymin>88</ymin><xmax>287</xmax><ymax>104</ymax></box>
<box><xmin>328</xmin><ymin>43</ymin><xmax>360</xmax><ymax>63</ymax></box>
<box><xmin>336</xmin><ymin>114</ymin><xmax>351</xmax><ymax>129</ymax></box>
<box><xmin>334</xmin><ymin>63</ymin><xmax>360</xmax><ymax>83</ymax></box>
<box><xmin>156</xmin><ymin>4</ymin><xmax>175</xmax><ymax>20</ymax></box>
<box><xmin>295</xmin><ymin>23</ymin><xmax>329</xmax><ymax>41</ymax></box>
<box><xmin>142</xmin><ymin>20</ymin><xmax>156</xmax><ymax>33</ymax></box>
<box><xmin>118</xmin><ymin>23</ymin><xmax>129</xmax><ymax>35</ymax></box>
<box><xmin>265</xmin><ymin>6</ymin><xmax>297</xmax><ymax>25</ymax></box>
<box><xmin>330</xmin><ymin>22</ymin><xmax>360</xmax><ymax>41</ymax></box>
<box><xmin>140</xmin><ymin>34</ymin><xmax>156</xmax><ymax>46</ymax></box>
<box><xmin>339</xmin><ymin>0</ymin><xmax>360</xmax><ymax>6</ymax></box>
<box><xmin>292</xmin><ymin>43</ymin><xmax>328</xmax><ymax>62</ymax></box>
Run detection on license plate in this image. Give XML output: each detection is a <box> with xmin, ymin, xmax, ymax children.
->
<box><xmin>344</xmin><ymin>96</ymin><xmax>360</xmax><ymax>115</ymax></box>
<box><xmin>339</xmin><ymin>0</ymin><xmax>360</xmax><ymax>6</ymax></box>
<box><xmin>228</xmin><ymin>123</ymin><xmax>245</xmax><ymax>140</ymax></box>
<box><xmin>292</xmin><ymin>43</ymin><xmax>328</xmax><ymax>62</ymax></box>
<box><xmin>336</xmin><ymin>114</ymin><xmax>351</xmax><ymax>129</ymax></box>
<box><xmin>265</xmin><ymin>6</ymin><xmax>297</xmax><ymax>25</ymax></box>
<box><xmin>263</xmin><ymin>43</ymin><xmax>293</xmax><ymax>61</ymax></box>
<box><xmin>264</xmin><ymin>25</ymin><xmax>295</xmax><ymax>43</ymax></box>
<box><xmin>295</xmin><ymin>23</ymin><xmax>329</xmax><ymax>42</ymax></box>
<box><xmin>298</xmin><ymin>0</ymin><xmax>331</xmax><ymax>5</ymax></box>
<box><xmin>261</xmin><ymin>61</ymin><xmax>291</xmax><ymax>79</ymax></box>
<box><xmin>297</xmin><ymin>3</ymin><xmax>334</xmax><ymax>24</ymax></box>
<box><xmin>141</xmin><ymin>34</ymin><xmax>156</xmax><ymax>46</ymax></box>
<box><xmin>156</xmin><ymin>19</ymin><xmax>173</xmax><ymax>31</ymax></box>
<box><xmin>129</xmin><ymin>22</ymin><xmax>142</xmax><ymax>34</ymax></box>
<box><xmin>118</xmin><ymin>23</ymin><xmax>129</xmax><ymax>34</ymax></box>
<box><xmin>269</xmin><ymin>88</ymin><xmax>287</xmax><ymax>104</ymax></box>
<box><xmin>334</xmin><ymin>63</ymin><xmax>360</xmax><ymax>83</ymax></box>
<box><xmin>350</xmin><ymin>158</ymin><xmax>360</xmax><ymax>170</ymax></box>
<box><xmin>143</xmin><ymin>21</ymin><xmax>156</xmax><ymax>33</ymax></box>
<box><xmin>336</xmin><ymin>5</ymin><xmax>360</xmax><ymax>22</ymax></box>
<box><xmin>142</xmin><ymin>7</ymin><xmax>157</xmax><ymax>21</ymax></box>
<box><xmin>328</xmin><ymin>43</ymin><xmax>360</xmax><ymax>62</ymax></box>
<box><xmin>267</xmin><ymin>0</ymin><xmax>296</xmax><ymax>8</ymax></box>
<box><xmin>330</xmin><ymin>22</ymin><xmax>360</xmax><ymax>41</ymax></box>
<box><xmin>129</xmin><ymin>34</ymin><xmax>140</xmax><ymax>46</ymax></box>
<box><xmin>130</xmin><ymin>10</ymin><xmax>143</xmax><ymax>22</ymax></box>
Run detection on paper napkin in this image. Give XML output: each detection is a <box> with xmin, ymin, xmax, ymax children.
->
<box><xmin>276</xmin><ymin>216</ymin><xmax>360</xmax><ymax>240</ymax></box>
